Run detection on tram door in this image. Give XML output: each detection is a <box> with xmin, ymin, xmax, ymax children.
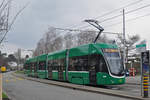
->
<box><xmin>34</xmin><ymin>63</ymin><xmax>37</xmax><ymax>72</ymax></box>
<box><xmin>58</xmin><ymin>66</ymin><xmax>64</xmax><ymax>80</ymax></box>
<box><xmin>48</xmin><ymin>62</ymin><xmax>52</xmax><ymax>79</ymax></box>
<box><xmin>89</xmin><ymin>54</ymin><xmax>99</xmax><ymax>85</ymax></box>
<box><xmin>34</xmin><ymin>63</ymin><xmax>38</xmax><ymax>77</ymax></box>
<box><xmin>30</xmin><ymin>63</ymin><xmax>33</xmax><ymax>76</ymax></box>
<box><xmin>89</xmin><ymin>66</ymin><xmax>97</xmax><ymax>85</ymax></box>
<box><xmin>30</xmin><ymin>63</ymin><xmax>32</xmax><ymax>73</ymax></box>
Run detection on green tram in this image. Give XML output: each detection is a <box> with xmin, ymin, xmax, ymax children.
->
<box><xmin>24</xmin><ymin>58</ymin><xmax>30</xmax><ymax>75</ymax></box>
<box><xmin>24</xmin><ymin>43</ymin><xmax>125</xmax><ymax>85</ymax></box>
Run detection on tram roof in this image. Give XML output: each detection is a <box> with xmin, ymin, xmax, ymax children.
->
<box><xmin>92</xmin><ymin>43</ymin><xmax>118</xmax><ymax>49</ymax></box>
<box><xmin>47</xmin><ymin>43</ymin><xmax>118</xmax><ymax>59</ymax></box>
<box><xmin>68</xmin><ymin>43</ymin><xmax>117</xmax><ymax>57</ymax></box>
<box><xmin>48</xmin><ymin>50</ymin><xmax>66</xmax><ymax>60</ymax></box>
<box><xmin>29</xmin><ymin>56</ymin><xmax>37</xmax><ymax>62</ymax></box>
<box><xmin>37</xmin><ymin>54</ymin><xmax>47</xmax><ymax>62</ymax></box>
<box><xmin>25</xmin><ymin>43</ymin><xmax>118</xmax><ymax>62</ymax></box>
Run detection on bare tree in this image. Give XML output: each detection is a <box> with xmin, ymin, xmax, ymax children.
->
<box><xmin>45</xmin><ymin>27</ymin><xmax>62</xmax><ymax>52</ymax></box>
<box><xmin>76</xmin><ymin>30</ymin><xmax>96</xmax><ymax>46</ymax></box>
<box><xmin>36</xmin><ymin>38</ymin><xmax>45</xmax><ymax>55</ymax></box>
<box><xmin>97</xmin><ymin>34</ymin><xmax>112</xmax><ymax>43</ymax></box>
<box><xmin>53</xmin><ymin>36</ymin><xmax>63</xmax><ymax>51</ymax></box>
<box><xmin>116</xmin><ymin>34</ymin><xmax>140</xmax><ymax>63</ymax></box>
<box><xmin>44</xmin><ymin>31</ymin><xmax>50</xmax><ymax>54</ymax></box>
<box><xmin>34</xmin><ymin>27</ymin><xmax>64</xmax><ymax>56</ymax></box>
<box><xmin>64</xmin><ymin>32</ymin><xmax>74</xmax><ymax>49</ymax></box>
<box><xmin>34</xmin><ymin>27</ymin><xmax>112</xmax><ymax>56</ymax></box>
<box><xmin>0</xmin><ymin>0</ymin><xmax>28</xmax><ymax>45</ymax></box>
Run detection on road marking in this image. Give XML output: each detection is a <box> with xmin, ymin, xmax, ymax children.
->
<box><xmin>17</xmin><ymin>77</ymin><xmax>23</xmax><ymax>80</ymax></box>
<box><xmin>5</xmin><ymin>79</ymin><xmax>9</xmax><ymax>82</ymax></box>
<box><xmin>4</xmin><ymin>76</ymin><xmax>24</xmax><ymax>83</ymax></box>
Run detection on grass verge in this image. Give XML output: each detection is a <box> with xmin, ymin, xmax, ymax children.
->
<box><xmin>15</xmin><ymin>70</ymin><xmax>24</xmax><ymax>74</ymax></box>
<box><xmin>2</xmin><ymin>92</ymin><xmax>8</xmax><ymax>98</ymax></box>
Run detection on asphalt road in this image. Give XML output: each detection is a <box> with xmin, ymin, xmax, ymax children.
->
<box><xmin>3</xmin><ymin>72</ymin><xmax>133</xmax><ymax>100</ymax></box>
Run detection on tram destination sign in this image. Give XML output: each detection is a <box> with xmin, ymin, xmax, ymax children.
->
<box><xmin>103</xmin><ymin>49</ymin><xmax>118</xmax><ymax>53</ymax></box>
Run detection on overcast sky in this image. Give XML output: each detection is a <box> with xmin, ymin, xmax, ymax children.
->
<box><xmin>1</xmin><ymin>0</ymin><xmax>150</xmax><ymax>54</ymax></box>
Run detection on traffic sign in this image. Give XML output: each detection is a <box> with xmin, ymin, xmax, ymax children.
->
<box><xmin>136</xmin><ymin>44</ymin><xmax>146</xmax><ymax>53</ymax></box>
<box><xmin>136</xmin><ymin>44</ymin><xmax>146</xmax><ymax>48</ymax></box>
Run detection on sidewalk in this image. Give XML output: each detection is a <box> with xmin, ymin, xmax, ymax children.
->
<box><xmin>126</xmin><ymin>76</ymin><xmax>150</xmax><ymax>85</ymax></box>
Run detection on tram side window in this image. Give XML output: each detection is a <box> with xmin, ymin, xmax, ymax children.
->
<box><xmin>88</xmin><ymin>54</ymin><xmax>100</xmax><ymax>71</ymax></box>
<box><xmin>31</xmin><ymin>63</ymin><xmax>34</xmax><ymax>70</ymax></box>
<box><xmin>52</xmin><ymin>59</ymin><xmax>65</xmax><ymax>71</ymax></box>
<box><xmin>28</xmin><ymin>64</ymin><xmax>30</xmax><ymax>70</ymax></box>
<box><xmin>31</xmin><ymin>63</ymin><xmax>34</xmax><ymax>69</ymax></box>
<box><xmin>39</xmin><ymin>61</ymin><xmax>46</xmax><ymax>70</ymax></box>
<box><xmin>69</xmin><ymin>56</ymin><xmax>88</xmax><ymax>71</ymax></box>
<box><xmin>99</xmin><ymin>55</ymin><xmax>108</xmax><ymax>73</ymax></box>
<box><xmin>88</xmin><ymin>54</ymin><xmax>108</xmax><ymax>73</ymax></box>
<box><xmin>27</xmin><ymin>63</ymin><xmax>30</xmax><ymax>70</ymax></box>
<box><xmin>29</xmin><ymin>63</ymin><xmax>32</xmax><ymax>70</ymax></box>
<box><xmin>58</xmin><ymin>59</ymin><xmax>65</xmax><ymax>71</ymax></box>
<box><xmin>52</xmin><ymin>60</ymin><xmax>58</xmax><ymax>70</ymax></box>
<box><xmin>68</xmin><ymin>58</ymin><xmax>76</xmax><ymax>71</ymax></box>
<box><xmin>34</xmin><ymin>62</ymin><xmax>37</xmax><ymax>71</ymax></box>
<box><xmin>48</xmin><ymin>60</ymin><xmax>52</xmax><ymax>69</ymax></box>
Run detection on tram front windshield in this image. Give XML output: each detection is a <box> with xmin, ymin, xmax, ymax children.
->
<box><xmin>103</xmin><ymin>49</ymin><xmax>124</xmax><ymax>76</ymax></box>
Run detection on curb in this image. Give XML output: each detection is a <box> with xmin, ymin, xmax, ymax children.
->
<box><xmin>12</xmin><ymin>73</ymin><xmax>148</xmax><ymax>100</ymax></box>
